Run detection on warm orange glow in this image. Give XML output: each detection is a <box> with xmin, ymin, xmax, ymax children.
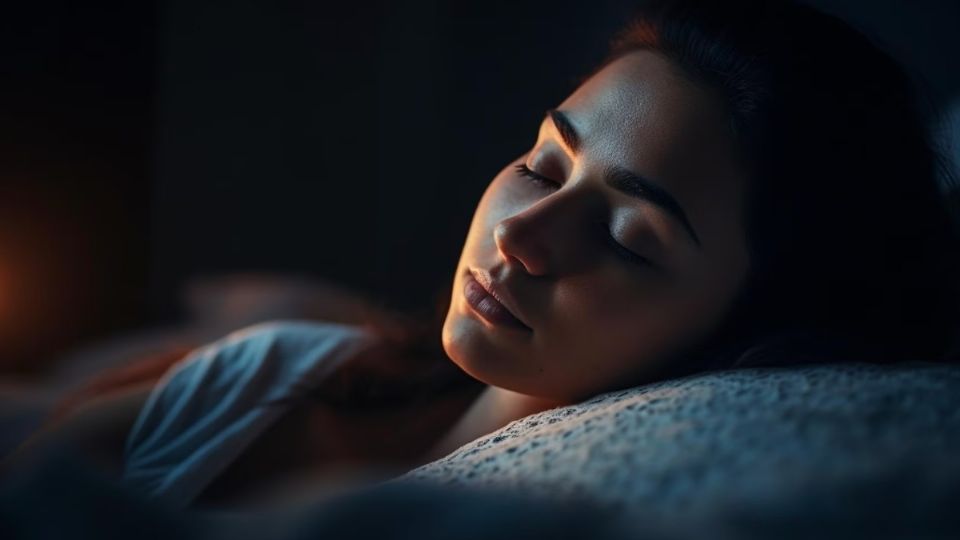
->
<box><xmin>0</xmin><ymin>264</ymin><xmax>5</xmax><ymax>321</ymax></box>
<box><xmin>0</xmin><ymin>260</ymin><xmax>18</xmax><ymax>338</ymax></box>
<box><xmin>0</xmin><ymin>259</ymin><xmax>14</xmax><ymax>371</ymax></box>
<box><xmin>0</xmin><ymin>257</ymin><xmax>9</xmax><ymax>329</ymax></box>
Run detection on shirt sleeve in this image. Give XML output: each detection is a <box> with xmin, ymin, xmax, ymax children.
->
<box><xmin>122</xmin><ymin>320</ymin><xmax>380</xmax><ymax>506</ymax></box>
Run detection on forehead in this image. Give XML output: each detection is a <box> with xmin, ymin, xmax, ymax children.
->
<box><xmin>556</xmin><ymin>50</ymin><xmax>748</xmax><ymax>255</ymax></box>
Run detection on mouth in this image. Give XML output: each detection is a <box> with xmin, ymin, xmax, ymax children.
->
<box><xmin>463</xmin><ymin>269</ymin><xmax>532</xmax><ymax>332</ymax></box>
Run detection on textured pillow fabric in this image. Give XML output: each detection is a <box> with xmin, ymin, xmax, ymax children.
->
<box><xmin>396</xmin><ymin>362</ymin><xmax>960</xmax><ymax>529</ymax></box>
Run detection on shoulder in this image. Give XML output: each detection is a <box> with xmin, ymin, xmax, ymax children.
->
<box><xmin>129</xmin><ymin>319</ymin><xmax>384</xmax><ymax>438</ymax></box>
<box><xmin>206</xmin><ymin>320</ymin><xmax>381</xmax><ymax>361</ymax></box>
<box><xmin>152</xmin><ymin>320</ymin><xmax>382</xmax><ymax>404</ymax></box>
<box><xmin>122</xmin><ymin>320</ymin><xmax>383</xmax><ymax>502</ymax></box>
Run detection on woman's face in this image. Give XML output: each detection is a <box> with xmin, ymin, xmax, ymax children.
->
<box><xmin>442</xmin><ymin>50</ymin><xmax>751</xmax><ymax>403</ymax></box>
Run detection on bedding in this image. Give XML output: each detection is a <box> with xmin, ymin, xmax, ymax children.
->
<box><xmin>396</xmin><ymin>361</ymin><xmax>960</xmax><ymax>531</ymax></box>
<box><xmin>5</xmin><ymin>361</ymin><xmax>959</xmax><ymax>539</ymax></box>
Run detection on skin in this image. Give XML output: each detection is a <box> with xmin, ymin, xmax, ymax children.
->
<box><xmin>442</xmin><ymin>50</ymin><xmax>752</xmax><ymax>406</ymax></box>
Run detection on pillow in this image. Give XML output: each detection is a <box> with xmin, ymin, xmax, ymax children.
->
<box><xmin>396</xmin><ymin>362</ymin><xmax>960</xmax><ymax>529</ymax></box>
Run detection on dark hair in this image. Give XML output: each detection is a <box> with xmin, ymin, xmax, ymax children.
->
<box><xmin>595</xmin><ymin>0</ymin><xmax>960</xmax><ymax>375</ymax></box>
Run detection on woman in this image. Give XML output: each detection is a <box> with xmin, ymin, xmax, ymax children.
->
<box><xmin>8</xmin><ymin>0</ymin><xmax>960</xmax><ymax>508</ymax></box>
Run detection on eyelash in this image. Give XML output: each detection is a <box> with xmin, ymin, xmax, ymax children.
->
<box><xmin>513</xmin><ymin>163</ymin><xmax>653</xmax><ymax>267</ymax></box>
<box><xmin>514</xmin><ymin>163</ymin><xmax>560</xmax><ymax>190</ymax></box>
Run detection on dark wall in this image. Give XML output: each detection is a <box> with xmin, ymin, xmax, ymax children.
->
<box><xmin>0</xmin><ymin>1</ymin><xmax>155</xmax><ymax>372</ymax></box>
<box><xmin>147</xmin><ymin>1</ymin><xmax>636</xmax><ymax>319</ymax></box>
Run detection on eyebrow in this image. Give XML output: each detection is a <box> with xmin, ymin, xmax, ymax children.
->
<box><xmin>547</xmin><ymin>109</ymin><xmax>582</xmax><ymax>154</ymax></box>
<box><xmin>545</xmin><ymin>108</ymin><xmax>702</xmax><ymax>248</ymax></box>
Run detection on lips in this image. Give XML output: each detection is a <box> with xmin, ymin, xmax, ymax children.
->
<box><xmin>464</xmin><ymin>270</ymin><xmax>531</xmax><ymax>331</ymax></box>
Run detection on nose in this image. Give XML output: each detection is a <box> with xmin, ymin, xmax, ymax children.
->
<box><xmin>493</xmin><ymin>217</ymin><xmax>549</xmax><ymax>276</ymax></box>
<box><xmin>493</xmin><ymin>188</ymin><xmax>592</xmax><ymax>277</ymax></box>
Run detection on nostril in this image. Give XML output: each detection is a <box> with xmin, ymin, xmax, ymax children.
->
<box><xmin>503</xmin><ymin>253</ymin><xmax>524</xmax><ymax>270</ymax></box>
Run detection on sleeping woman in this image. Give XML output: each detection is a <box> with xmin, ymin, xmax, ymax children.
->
<box><xmin>8</xmin><ymin>0</ymin><xmax>960</xmax><ymax>509</ymax></box>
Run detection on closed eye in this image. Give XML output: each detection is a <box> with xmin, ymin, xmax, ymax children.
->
<box><xmin>514</xmin><ymin>163</ymin><xmax>560</xmax><ymax>190</ymax></box>
<box><xmin>597</xmin><ymin>223</ymin><xmax>654</xmax><ymax>267</ymax></box>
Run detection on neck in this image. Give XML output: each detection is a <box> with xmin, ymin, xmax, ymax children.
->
<box><xmin>421</xmin><ymin>385</ymin><xmax>566</xmax><ymax>463</ymax></box>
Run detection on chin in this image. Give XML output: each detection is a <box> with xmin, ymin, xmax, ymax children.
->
<box><xmin>441</xmin><ymin>313</ymin><xmax>564</xmax><ymax>399</ymax></box>
<box><xmin>440</xmin><ymin>310</ymin><xmax>490</xmax><ymax>384</ymax></box>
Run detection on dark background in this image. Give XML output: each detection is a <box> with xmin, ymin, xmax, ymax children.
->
<box><xmin>1</xmin><ymin>0</ymin><xmax>958</xmax><ymax>373</ymax></box>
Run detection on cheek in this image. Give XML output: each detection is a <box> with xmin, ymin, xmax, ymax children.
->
<box><xmin>543</xmin><ymin>271</ymin><xmax>718</xmax><ymax>387</ymax></box>
<box><xmin>546</xmin><ymin>273</ymin><xmax>670</xmax><ymax>361</ymax></box>
<box><xmin>552</xmin><ymin>269</ymin><xmax>668</xmax><ymax>331</ymax></box>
